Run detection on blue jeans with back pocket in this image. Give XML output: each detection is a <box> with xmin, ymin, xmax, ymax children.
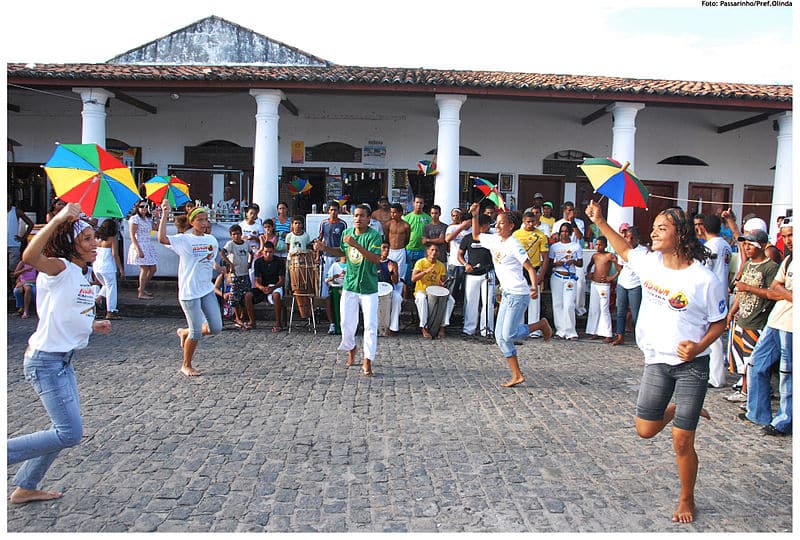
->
<box><xmin>7</xmin><ymin>349</ymin><xmax>83</xmax><ymax>490</ymax></box>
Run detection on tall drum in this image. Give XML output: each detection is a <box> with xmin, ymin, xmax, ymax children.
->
<box><xmin>377</xmin><ymin>281</ymin><xmax>393</xmax><ymax>336</ymax></box>
<box><xmin>289</xmin><ymin>251</ymin><xmax>316</xmax><ymax>318</ymax></box>
<box><xmin>425</xmin><ymin>285</ymin><xmax>450</xmax><ymax>338</ymax></box>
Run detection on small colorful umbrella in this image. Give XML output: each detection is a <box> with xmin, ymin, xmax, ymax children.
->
<box><xmin>578</xmin><ymin>157</ymin><xmax>649</xmax><ymax>209</ymax></box>
<box><xmin>417</xmin><ymin>160</ymin><xmax>438</xmax><ymax>176</ymax></box>
<box><xmin>472</xmin><ymin>177</ymin><xmax>506</xmax><ymax>212</ymax></box>
<box><xmin>288</xmin><ymin>178</ymin><xmax>313</xmax><ymax>195</ymax></box>
<box><xmin>43</xmin><ymin>143</ymin><xmax>140</xmax><ymax>218</ymax></box>
<box><xmin>143</xmin><ymin>175</ymin><xmax>191</xmax><ymax>207</ymax></box>
<box><xmin>335</xmin><ymin>194</ymin><xmax>350</xmax><ymax>208</ymax></box>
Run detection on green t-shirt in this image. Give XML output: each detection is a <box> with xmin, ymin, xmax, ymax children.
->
<box><xmin>340</xmin><ymin>226</ymin><xmax>382</xmax><ymax>294</ymax></box>
<box><xmin>403</xmin><ymin>212</ymin><xmax>432</xmax><ymax>251</ymax></box>
<box><xmin>737</xmin><ymin>258</ymin><xmax>779</xmax><ymax>330</ymax></box>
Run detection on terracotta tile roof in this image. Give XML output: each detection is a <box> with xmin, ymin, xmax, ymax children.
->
<box><xmin>8</xmin><ymin>63</ymin><xmax>791</xmax><ymax>106</ymax></box>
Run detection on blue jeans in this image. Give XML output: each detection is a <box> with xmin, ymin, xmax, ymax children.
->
<box><xmin>494</xmin><ymin>291</ymin><xmax>530</xmax><ymax>358</ymax></box>
<box><xmin>636</xmin><ymin>356</ymin><xmax>710</xmax><ymax>431</ymax></box>
<box><xmin>446</xmin><ymin>264</ymin><xmax>466</xmax><ymax>303</ymax></box>
<box><xmin>746</xmin><ymin>327</ymin><xmax>793</xmax><ymax>432</ymax></box>
<box><xmin>179</xmin><ymin>291</ymin><xmax>224</xmax><ymax>340</ymax></box>
<box><xmin>405</xmin><ymin>249</ymin><xmax>425</xmax><ymax>285</ymax></box>
<box><xmin>7</xmin><ymin>350</ymin><xmax>83</xmax><ymax>490</ymax></box>
<box><xmin>615</xmin><ymin>284</ymin><xmax>642</xmax><ymax>335</ymax></box>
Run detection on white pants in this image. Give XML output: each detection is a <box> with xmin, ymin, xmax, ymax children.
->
<box><xmin>379</xmin><ymin>288</ymin><xmax>402</xmax><ymax>332</ymax></box>
<box><xmin>708</xmin><ymin>336</ymin><xmax>727</xmax><ymax>388</ymax></box>
<box><xmin>388</xmin><ymin>249</ymin><xmax>406</xmax><ymax>289</ymax></box>
<box><xmin>527</xmin><ymin>284</ymin><xmax>541</xmax><ymax>325</ymax></box>
<box><xmin>575</xmin><ymin>265</ymin><xmax>587</xmax><ymax>316</ymax></box>
<box><xmin>338</xmin><ymin>289</ymin><xmax>378</xmax><ymax>361</ymax></box>
<box><xmin>414</xmin><ymin>291</ymin><xmax>455</xmax><ymax>327</ymax></box>
<box><xmin>463</xmin><ymin>272</ymin><xmax>495</xmax><ymax>336</ymax></box>
<box><xmin>320</xmin><ymin>255</ymin><xmax>338</xmax><ymax>298</ymax></box>
<box><xmin>551</xmin><ymin>273</ymin><xmax>578</xmax><ymax>339</ymax></box>
<box><xmin>585</xmin><ymin>282</ymin><xmax>612</xmax><ymax>337</ymax></box>
<box><xmin>96</xmin><ymin>270</ymin><xmax>118</xmax><ymax>312</ymax></box>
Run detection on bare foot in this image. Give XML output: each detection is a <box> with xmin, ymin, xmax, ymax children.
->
<box><xmin>540</xmin><ymin>319</ymin><xmax>553</xmax><ymax>342</ymax></box>
<box><xmin>421</xmin><ymin>328</ymin><xmax>432</xmax><ymax>339</ymax></box>
<box><xmin>501</xmin><ymin>376</ymin><xmax>525</xmax><ymax>388</ymax></box>
<box><xmin>180</xmin><ymin>365</ymin><xmax>201</xmax><ymax>377</ymax></box>
<box><xmin>362</xmin><ymin>359</ymin><xmax>373</xmax><ymax>376</ymax></box>
<box><xmin>176</xmin><ymin>328</ymin><xmax>188</xmax><ymax>349</ymax></box>
<box><xmin>9</xmin><ymin>487</ymin><xmax>62</xmax><ymax>504</ymax></box>
<box><xmin>672</xmin><ymin>499</ymin><xmax>695</xmax><ymax>523</ymax></box>
<box><xmin>437</xmin><ymin>328</ymin><xmax>446</xmax><ymax>339</ymax></box>
<box><xmin>346</xmin><ymin>348</ymin><xmax>357</xmax><ymax>367</ymax></box>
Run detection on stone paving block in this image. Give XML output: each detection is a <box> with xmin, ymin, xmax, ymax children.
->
<box><xmin>6</xmin><ymin>315</ymin><xmax>793</xmax><ymax>532</ymax></box>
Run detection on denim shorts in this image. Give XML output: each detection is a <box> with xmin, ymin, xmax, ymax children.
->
<box><xmin>636</xmin><ymin>355</ymin><xmax>710</xmax><ymax>431</ymax></box>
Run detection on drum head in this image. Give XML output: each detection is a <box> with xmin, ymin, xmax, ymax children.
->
<box><xmin>378</xmin><ymin>282</ymin><xmax>393</xmax><ymax>296</ymax></box>
<box><xmin>426</xmin><ymin>285</ymin><xmax>449</xmax><ymax>297</ymax></box>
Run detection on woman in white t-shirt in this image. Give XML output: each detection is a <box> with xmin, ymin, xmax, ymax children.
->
<box><xmin>158</xmin><ymin>200</ymin><xmax>223</xmax><ymax>377</ymax></box>
<box><xmin>7</xmin><ymin>202</ymin><xmax>112</xmax><ymax>505</ymax></box>
<box><xmin>585</xmin><ymin>200</ymin><xmax>727</xmax><ymax>524</ymax></box>
<box><xmin>468</xmin><ymin>203</ymin><xmax>553</xmax><ymax>388</ymax></box>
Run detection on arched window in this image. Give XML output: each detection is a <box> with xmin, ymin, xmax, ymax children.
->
<box><xmin>658</xmin><ymin>155</ymin><xmax>708</xmax><ymax>166</ymax></box>
<box><xmin>543</xmin><ymin>149</ymin><xmax>594</xmax><ymax>179</ymax></box>
<box><xmin>425</xmin><ymin>146</ymin><xmax>481</xmax><ymax>157</ymax></box>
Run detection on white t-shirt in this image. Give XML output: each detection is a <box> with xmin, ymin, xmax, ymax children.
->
<box><xmin>28</xmin><ymin>259</ymin><xmax>95</xmax><ymax>352</ymax></box>
<box><xmin>446</xmin><ymin>223</ymin><xmax>470</xmax><ymax>267</ymax></box>
<box><xmin>168</xmin><ymin>232</ymin><xmax>219</xmax><ymax>301</ymax></box>
<box><xmin>627</xmin><ymin>250</ymin><xmax>728</xmax><ymax>366</ymax></box>
<box><xmin>617</xmin><ymin>244</ymin><xmax>648</xmax><ymax>289</ymax></box>
<box><xmin>704</xmin><ymin>236</ymin><xmax>732</xmax><ymax>289</ymax></box>
<box><xmin>548</xmin><ymin>241</ymin><xmax>583</xmax><ymax>274</ymax></box>
<box><xmin>536</xmin><ymin>222</ymin><xmax>551</xmax><ymax>239</ymax></box>
<box><xmin>476</xmin><ymin>233</ymin><xmax>530</xmax><ymax>295</ymax></box>
<box><xmin>238</xmin><ymin>219</ymin><xmax>265</xmax><ymax>252</ymax></box>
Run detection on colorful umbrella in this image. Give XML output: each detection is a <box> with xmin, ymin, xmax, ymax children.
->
<box><xmin>578</xmin><ymin>157</ymin><xmax>649</xmax><ymax>209</ymax></box>
<box><xmin>472</xmin><ymin>177</ymin><xmax>506</xmax><ymax>212</ymax></box>
<box><xmin>417</xmin><ymin>160</ymin><xmax>438</xmax><ymax>176</ymax></box>
<box><xmin>143</xmin><ymin>175</ymin><xmax>191</xmax><ymax>207</ymax></box>
<box><xmin>334</xmin><ymin>194</ymin><xmax>350</xmax><ymax>208</ymax></box>
<box><xmin>43</xmin><ymin>143</ymin><xmax>140</xmax><ymax>217</ymax></box>
<box><xmin>288</xmin><ymin>178</ymin><xmax>313</xmax><ymax>195</ymax></box>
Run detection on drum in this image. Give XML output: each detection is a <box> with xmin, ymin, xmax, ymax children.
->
<box><xmin>377</xmin><ymin>281</ymin><xmax>393</xmax><ymax>335</ymax></box>
<box><xmin>289</xmin><ymin>251</ymin><xmax>316</xmax><ymax>318</ymax></box>
<box><xmin>425</xmin><ymin>285</ymin><xmax>450</xmax><ymax>338</ymax></box>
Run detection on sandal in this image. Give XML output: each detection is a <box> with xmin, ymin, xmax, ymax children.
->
<box><xmin>271</xmin><ymin>326</ymin><xmax>281</xmax><ymax>333</ymax></box>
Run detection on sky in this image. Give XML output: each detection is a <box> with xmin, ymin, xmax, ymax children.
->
<box><xmin>2</xmin><ymin>0</ymin><xmax>794</xmax><ymax>84</ymax></box>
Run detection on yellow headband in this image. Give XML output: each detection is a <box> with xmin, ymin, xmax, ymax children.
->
<box><xmin>188</xmin><ymin>207</ymin><xmax>208</xmax><ymax>222</ymax></box>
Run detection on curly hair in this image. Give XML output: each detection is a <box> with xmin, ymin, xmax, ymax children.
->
<box><xmin>661</xmin><ymin>207</ymin><xmax>710</xmax><ymax>264</ymax></box>
<box><xmin>95</xmin><ymin>219</ymin><xmax>118</xmax><ymax>241</ymax></box>
<box><xmin>42</xmin><ymin>220</ymin><xmax>82</xmax><ymax>261</ymax></box>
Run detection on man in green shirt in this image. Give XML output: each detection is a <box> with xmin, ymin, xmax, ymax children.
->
<box><xmin>314</xmin><ymin>204</ymin><xmax>382</xmax><ymax>376</ymax></box>
<box><xmin>403</xmin><ymin>196</ymin><xmax>432</xmax><ymax>289</ymax></box>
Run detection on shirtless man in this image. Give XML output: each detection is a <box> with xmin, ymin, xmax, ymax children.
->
<box><xmin>371</xmin><ymin>196</ymin><xmax>392</xmax><ymax>227</ymax></box>
<box><xmin>384</xmin><ymin>203</ymin><xmax>411</xmax><ymax>294</ymax></box>
<box><xmin>585</xmin><ymin>236</ymin><xmax>618</xmax><ymax>341</ymax></box>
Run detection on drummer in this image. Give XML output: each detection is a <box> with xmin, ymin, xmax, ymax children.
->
<box><xmin>412</xmin><ymin>244</ymin><xmax>456</xmax><ymax>339</ymax></box>
<box><xmin>285</xmin><ymin>216</ymin><xmax>311</xmax><ymax>302</ymax></box>
<box><xmin>378</xmin><ymin>240</ymin><xmax>402</xmax><ymax>336</ymax></box>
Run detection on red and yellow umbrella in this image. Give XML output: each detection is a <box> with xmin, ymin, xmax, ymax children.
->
<box><xmin>288</xmin><ymin>178</ymin><xmax>313</xmax><ymax>195</ymax></box>
<box><xmin>578</xmin><ymin>157</ymin><xmax>649</xmax><ymax>209</ymax></box>
<box><xmin>144</xmin><ymin>175</ymin><xmax>191</xmax><ymax>207</ymax></box>
<box><xmin>43</xmin><ymin>143</ymin><xmax>140</xmax><ymax>217</ymax></box>
<box><xmin>473</xmin><ymin>177</ymin><xmax>506</xmax><ymax>212</ymax></box>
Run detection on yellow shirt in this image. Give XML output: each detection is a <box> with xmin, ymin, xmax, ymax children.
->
<box><xmin>513</xmin><ymin>228</ymin><xmax>549</xmax><ymax>267</ymax></box>
<box><xmin>413</xmin><ymin>258</ymin><xmax>446</xmax><ymax>295</ymax></box>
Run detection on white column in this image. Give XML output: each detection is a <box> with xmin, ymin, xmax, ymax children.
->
<box><xmin>73</xmin><ymin>88</ymin><xmax>114</xmax><ymax>147</ymax></box>
<box><xmin>607</xmin><ymin>102</ymin><xmax>645</xmax><ymax>232</ymax></box>
<box><xmin>250</xmin><ymin>89</ymin><xmax>285</xmax><ymax>219</ymax></box>
<box><xmin>434</xmin><ymin>94</ymin><xmax>467</xmax><ymax>213</ymax></box>
<box><xmin>769</xmin><ymin>112</ymin><xmax>792</xmax><ymax>241</ymax></box>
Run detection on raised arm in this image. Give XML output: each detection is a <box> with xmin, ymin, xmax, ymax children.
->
<box><xmin>158</xmin><ymin>199</ymin><xmax>172</xmax><ymax>245</ymax></box>
<box><xmin>584</xmin><ymin>200</ymin><xmax>631</xmax><ymax>262</ymax></box>
<box><xmin>21</xmin><ymin>203</ymin><xmax>81</xmax><ymax>276</ymax></box>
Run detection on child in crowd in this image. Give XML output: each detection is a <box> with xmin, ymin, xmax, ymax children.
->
<box><xmin>325</xmin><ymin>255</ymin><xmax>347</xmax><ymax>334</ymax></box>
<box><xmin>94</xmin><ymin>219</ymin><xmax>125</xmax><ymax>320</ymax></box>
<box><xmin>220</xmin><ymin>224</ymin><xmax>254</xmax><ymax>329</ymax></box>
<box><xmin>378</xmin><ymin>240</ymin><xmax>402</xmax><ymax>336</ymax></box>
<box><xmin>213</xmin><ymin>270</ymin><xmax>236</xmax><ymax>322</ymax></box>
<box><xmin>286</xmin><ymin>216</ymin><xmax>311</xmax><ymax>255</ymax></box>
<box><xmin>585</xmin><ymin>236</ymin><xmax>618</xmax><ymax>341</ymax></box>
<box><xmin>258</xmin><ymin>219</ymin><xmax>278</xmax><ymax>261</ymax></box>
<box><xmin>12</xmin><ymin>260</ymin><xmax>38</xmax><ymax>319</ymax></box>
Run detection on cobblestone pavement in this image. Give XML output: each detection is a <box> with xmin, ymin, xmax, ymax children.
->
<box><xmin>5</xmin><ymin>309</ymin><xmax>792</xmax><ymax>532</ymax></box>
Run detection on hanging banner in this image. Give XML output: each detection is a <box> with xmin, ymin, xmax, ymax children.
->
<box><xmin>291</xmin><ymin>140</ymin><xmax>305</xmax><ymax>164</ymax></box>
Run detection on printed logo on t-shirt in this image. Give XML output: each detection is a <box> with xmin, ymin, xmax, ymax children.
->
<box><xmin>348</xmin><ymin>245</ymin><xmax>363</xmax><ymax>265</ymax></box>
<box><xmin>668</xmin><ymin>291</ymin><xmax>688</xmax><ymax>311</ymax></box>
<box><xmin>724</xmin><ymin>252</ymin><xmax>731</xmax><ymax>265</ymax></box>
<box><xmin>718</xmin><ymin>299</ymin><xmax>726</xmax><ymax>314</ymax></box>
<box><xmin>644</xmin><ymin>279</ymin><xmax>688</xmax><ymax>311</ymax></box>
